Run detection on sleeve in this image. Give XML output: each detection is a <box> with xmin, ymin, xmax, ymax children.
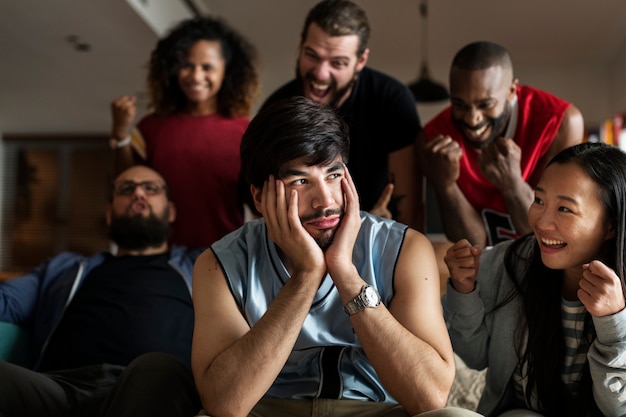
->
<box><xmin>441</xmin><ymin>242</ymin><xmax>512</xmax><ymax>371</ymax></box>
<box><xmin>130</xmin><ymin>126</ymin><xmax>147</xmax><ymax>161</ymax></box>
<box><xmin>383</xmin><ymin>82</ymin><xmax>421</xmax><ymax>153</ymax></box>
<box><xmin>423</xmin><ymin>108</ymin><xmax>452</xmax><ymax>141</ymax></box>
<box><xmin>0</xmin><ymin>264</ymin><xmax>47</xmax><ymax>324</ymax></box>
<box><xmin>0</xmin><ymin>252</ymin><xmax>84</xmax><ymax>325</ymax></box>
<box><xmin>588</xmin><ymin>307</ymin><xmax>626</xmax><ymax>416</ymax></box>
<box><xmin>442</xmin><ymin>280</ymin><xmax>490</xmax><ymax>371</ymax></box>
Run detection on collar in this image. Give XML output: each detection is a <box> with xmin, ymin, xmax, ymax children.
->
<box><xmin>503</xmin><ymin>93</ymin><xmax>518</xmax><ymax>138</ymax></box>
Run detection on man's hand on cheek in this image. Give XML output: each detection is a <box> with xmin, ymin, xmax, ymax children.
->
<box><xmin>262</xmin><ymin>176</ymin><xmax>326</xmax><ymax>277</ymax></box>
<box><xmin>325</xmin><ymin>165</ymin><xmax>361</xmax><ymax>277</ymax></box>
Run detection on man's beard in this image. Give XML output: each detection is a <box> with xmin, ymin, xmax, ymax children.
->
<box><xmin>455</xmin><ymin>100</ymin><xmax>512</xmax><ymax>149</ymax></box>
<box><xmin>295</xmin><ymin>63</ymin><xmax>358</xmax><ymax>108</ymax></box>
<box><xmin>108</xmin><ymin>209</ymin><xmax>171</xmax><ymax>251</ymax></box>
<box><xmin>300</xmin><ymin>208</ymin><xmax>343</xmax><ymax>251</ymax></box>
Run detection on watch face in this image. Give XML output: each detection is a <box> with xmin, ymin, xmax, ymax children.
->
<box><xmin>364</xmin><ymin>286</ymin><xmax>380</xmax><ymax>306</ymax></box>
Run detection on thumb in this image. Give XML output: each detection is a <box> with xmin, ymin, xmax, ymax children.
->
<box><xmin>368</xmin><ymin>183</ymin><xmax>394</xmax><ymax>219</ymax></box>
<box><xmin>471</xmin><ymin>246</ymin><xmax>481</xmax><ymax>275</ymax></box>
<box><xmin>375</xmin><ymin>183</ymin><xmax>394</xmax><ymax>208</ymax></box>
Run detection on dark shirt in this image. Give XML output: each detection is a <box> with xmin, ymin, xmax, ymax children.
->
<box><xmin>38</xmin><ymin>252</ymin><xmax>193</xmax><ymax>371</ymax></box>
<box><xmin>262</xmin><ymin>67</ymin><xmax>421</xmax><ymax>215</ymax></box>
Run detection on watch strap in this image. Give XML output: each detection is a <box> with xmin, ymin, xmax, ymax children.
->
<box><xmin>344</xmin><ymin>285</ymin><xmax>380</xmax><ymax>316</ymax></box>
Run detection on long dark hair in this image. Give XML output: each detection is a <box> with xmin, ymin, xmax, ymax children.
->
<box><xmin>500</xmin><ymin>142</ymin><xmax>626</xmax><ymax>416</ymax></box>
<box><xmin>147</xmin><ymin>15</ymin><xmax>259</xmax><ymax>117</ymax></box>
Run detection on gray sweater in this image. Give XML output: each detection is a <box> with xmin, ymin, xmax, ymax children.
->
<box><xmin>442</xmin><ymin>239</ymin><xmax>626</xmax><ymax>416</ymax></box>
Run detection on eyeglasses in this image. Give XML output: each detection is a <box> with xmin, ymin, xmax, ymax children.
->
<box><xmin>114</xmin><ymin>181</ymin><xmax>167</xmax><ymax>196</ymax></box>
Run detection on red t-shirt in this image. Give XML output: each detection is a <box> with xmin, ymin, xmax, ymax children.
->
<box><xmin>134</xmin><ymin>112</ymin><xmax>248</xmax><ymax>248</ymax></box>
<box><xmin>424</xmin><ymin>85</ymin><xmax>569</xmax><ymax>244</ymax></box>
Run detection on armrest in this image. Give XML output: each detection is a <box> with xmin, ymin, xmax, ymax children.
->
<box><xmin>0</xmin><ymin>321</ymin><xmax>31</xmax><ymax>367</ymax></box>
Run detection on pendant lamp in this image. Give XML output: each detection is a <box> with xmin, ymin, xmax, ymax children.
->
<box><xmin>407</xmin><ymin>0</ymin><xmax>449</xmax><ymax>102</ymax></box>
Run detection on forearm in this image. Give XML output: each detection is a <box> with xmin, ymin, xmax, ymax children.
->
<box><xmin>395</xmin><ymin>184</ymin><xmax>424</xmax><ymax>231</ymax></box>
<box><xmin>350</xmin><ymin>306</ymin><xmax>454</xmax><ymax>413</ymax></box>
<box><xmin>330</xmin><ymin>263</ymin><xmax>453</xmax><ymax>413</ymax></box>
<box><xmin>500</xmin><ymin>179</ymin><xmax>533</xmax><ymax>236</ymax></box>
<box><xmin>196</xmin><ymin>275</ymin><xmax>318</xmax><ymax>417</ymax></box>
<box><xmin>434</xmin><ymin>183</ymin><xmax>486</xmax><ymax>246</ymax></box>
<box><xmin>441</xmin><ymin>280</ymin><xmax>490</xmax><ymax>370</ymax></box>
<box><xmin>589</xmin><ymin>309</ymin><xmax>626</xmax><ymax>416</ymax></box>
<box><xmin>389</xmin><ymin>144</ymin><xmax>423</xmax><ymax>231</ymax></box>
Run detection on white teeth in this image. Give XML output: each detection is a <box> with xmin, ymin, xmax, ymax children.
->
<box><xmin>542</xmin><ymin>238</ymin><xmax>565</xmax><ymax>246</ymax></box>
<box><xmin>311</xmin><ymin>82</ymin><xmax>328</xmax><ymax>91</ymax></box>
<box><xmin>467</xmin><ymin>124</ymin><xmax>488</xmax><ymax>138</ymax></box>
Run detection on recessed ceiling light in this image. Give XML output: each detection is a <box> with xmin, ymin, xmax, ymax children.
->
<box><xmin>66</xmin><ymin>35</ymin><xmax>91</xmax><ymax>52</ymax></box>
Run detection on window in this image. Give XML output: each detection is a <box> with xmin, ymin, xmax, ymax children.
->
<box><xmin>1</xmin><ymin>135</ymin><xmax>112</xmax><ymax>273</ymax></box>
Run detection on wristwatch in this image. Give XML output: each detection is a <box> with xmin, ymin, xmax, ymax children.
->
<box><xmin>344</xmin><ymin>285</ymin><xmax>381</xmax><ymax>316</ymax></box>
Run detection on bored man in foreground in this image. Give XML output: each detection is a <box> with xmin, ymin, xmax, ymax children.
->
<box><xmin>191</xmin><ymin>97</ymin><xmax>482</xmax><ymax>417</ymax></box>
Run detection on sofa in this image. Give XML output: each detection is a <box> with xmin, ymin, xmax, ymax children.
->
<box><xmin>0</xmin><ymin>321</ymin><xmax>31</xmax><ymax>367</ymax></box>
<box><xmin>0</xmin><ymin>319</ymin><xmax>484</xmax><ymax>411</ymax></box>
<box><xmin>447</xmin><ymin>354</ymin><xmax>486</xmax><ymax>410</ymax></box>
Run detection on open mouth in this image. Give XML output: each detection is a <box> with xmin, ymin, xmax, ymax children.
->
<box><xmin>182</xmin><ymin>82</ymin><xmax>210</xmax><ymax>98</ymax></box>
<box><xmin>131</xmin><ymin>201</ymin><xmax>148</xmax><ymax>213</ymax></box>
<box><xmin>464</xmin><ymin>122</ymin><xmax>491</xmax><ymax>142</ymax></box>
<box><xmin>541</xmin><ymin>237</ymin><xmax>566</xmax><ymax>249</ymax></box>
<box><xmin>307</xmin><ymin>80</ymin><xmax>331</xmax><ymax>101</ymax></box>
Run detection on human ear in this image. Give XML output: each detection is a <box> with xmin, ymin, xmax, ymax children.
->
<box><xmin>606</xmin><ymin>219</ymin><xmax>618</xmax><ymax>240</ymax></box>
<box><xmin>105</xmin><ymin>204</ymin><xmax>112</xmax><ymax>226</ymax></box>
<box><xmin>168</xmin><ymin>202</ymin><xmax>177</xmax><ymax>223</ymax></box>
<box><xmin>356</xmin><ymin>48</ymin><xmax>369</xmax><ymax>72</ymax></box>
<box><xmin>250</xmin><ymin>184</ymin><xmax>264</xmax><ymax>215</ymax></box>
<box><xmin>508</xmin><ymin>78</ymin><xmax>519</xmax><ymax>98</ymax></box>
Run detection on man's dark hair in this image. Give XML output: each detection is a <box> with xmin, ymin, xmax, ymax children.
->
<box><xmin>451</xmin><ymin>41</ymin><xmax>513</xmax><ymax>73</ymax></box>
<box><xmin>300</xmin><ymin>0</ymin><xmax>370</xmax><ymax>57</ymax></box>
<box><xmin>240</xmin><ymin>96</ymin><xmax>350</xmax><ymax>190</ymax></box>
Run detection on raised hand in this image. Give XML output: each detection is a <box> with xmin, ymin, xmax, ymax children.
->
<box><xmin>578</xmin><ymin>260</ymin><xmax>626</xmax><ymax>317</ymax></box>
<box><xmin>325</xmin><ymin>165</ymin><xmax>361</xmax><ymax>278</ymax></box>
<box><xmin>417</xmin><ymin>134</ymin><xmax>462</xmax><ymax>189</ymax></box>
<box><xmin>111</xmin><ymin>95</ymin><xmax>137</xmax><ymax>140</ymax></box>
<box><xmin>443</xmin><ymin>239</ymin><xmax>481</xmax><ymax>294</ymax></box>
<box><xmin>477</xmin><ymin>136</ymin><xmax>522</xmax><ymax>191</ymax></box>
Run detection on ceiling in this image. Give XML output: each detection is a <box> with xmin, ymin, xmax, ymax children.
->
<box><xmin>2</xmin><ymin>0</ymin><xmax>626</xmax><ymax>134</ymax></box>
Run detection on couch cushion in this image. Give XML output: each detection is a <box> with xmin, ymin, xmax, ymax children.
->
<box><xmin>0</xmin><ymin>321</ymin><xmax>31</xmax><ymax>367</ymax></box>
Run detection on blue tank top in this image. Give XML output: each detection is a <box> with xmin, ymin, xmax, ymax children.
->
<box><xmin>211</xmin><ymin>212</ymin><xmax>407</xmax><ymax>402</ymax></box>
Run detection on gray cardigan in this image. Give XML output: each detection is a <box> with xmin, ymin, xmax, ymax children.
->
<box><xmin>442</xmin><ymin>239</ymin><xmax>626</xmax><ymax>416</ymax></box>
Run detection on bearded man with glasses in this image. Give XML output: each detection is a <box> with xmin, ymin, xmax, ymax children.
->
<box><xmin>0</xmin><ymin>165</ymin><xmax>203</xmax><ymax>417</ymax></box>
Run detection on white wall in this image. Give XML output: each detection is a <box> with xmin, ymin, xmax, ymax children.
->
<box><xmin>517</xmin><ymin>64</ymin><xmax>612</xmax><ymax>128</ymax></box>
<box><xmin>609</xmin><ymin>42</ymin><xmax>626</xmax><ymax>118</ymax></box>
<box><xmin>380</xmin><ymin>60</ymin><xmax>613</xmax><ymax>128</ymax></box>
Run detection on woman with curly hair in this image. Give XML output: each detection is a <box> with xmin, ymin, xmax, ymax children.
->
<box><xmin>443</xmin><ymin>142</ymin><xmax>626</xmax><ymax>416</ymax></box>
<box><xmin>110</xmin><ymin>15</ymin><xmax>259</xmax><ymax>248</ymax></box>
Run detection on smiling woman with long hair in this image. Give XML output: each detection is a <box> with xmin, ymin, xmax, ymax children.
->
<box><xmin>443</xmin><ymin>142</ymin><xmax>626</xmax><ymax>417</ymax></box>
<box><xmin>110</xmin><ymin>16</ymin><xmax>259</xmax><ymax>249</ymax></box>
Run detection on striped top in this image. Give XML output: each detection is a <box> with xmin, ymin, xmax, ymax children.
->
<box><xmin>561</xmin><ymin>297</ymin><xmax>588</xmax><ymax>388</ymax></box>
<box><xmin>512</xmin><ymin>298</ymin><xmax>589</xmax><ymax>408</ymax></box>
